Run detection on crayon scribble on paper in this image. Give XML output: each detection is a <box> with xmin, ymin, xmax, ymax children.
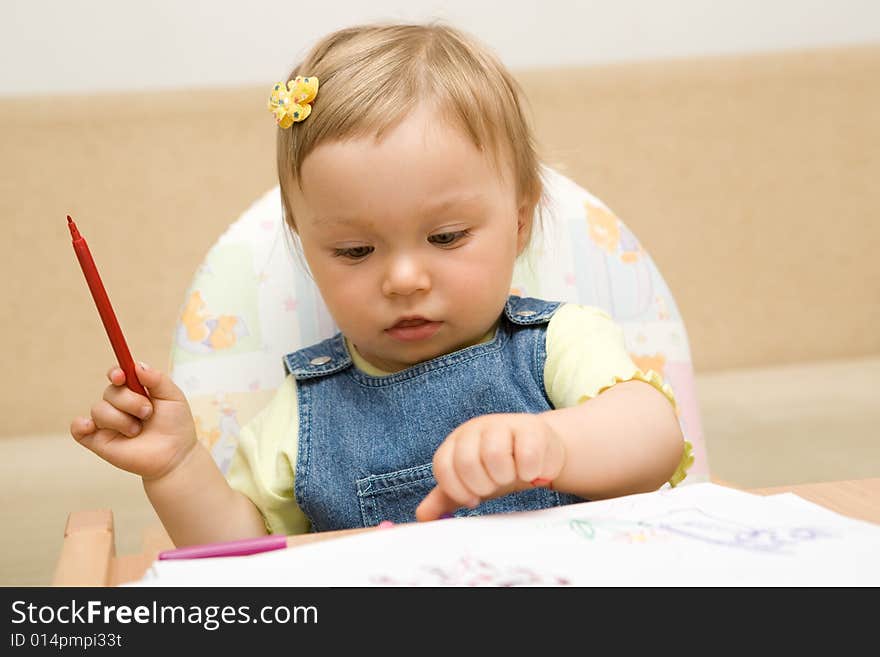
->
<box><xmin>645</xmin><ymin>509</ymin><xmax>830</xmax><ymax>554</ymax></box>
<box><xmin>564</xmin><ymin>509</ymin><xmax>831</xmax><ymax>554</ymax></box>
<box><xmin>369</xmin><ymin>555</ymin><xmax>571</xmax><ymax>587</ymax></box>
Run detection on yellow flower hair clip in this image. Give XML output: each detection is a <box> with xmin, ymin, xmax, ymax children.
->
<box><xmin>267</xmin><ymin>76</ymin><xmax>319</xmax><ymax>128</ymax></box>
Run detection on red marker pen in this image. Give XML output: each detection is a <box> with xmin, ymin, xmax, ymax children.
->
<box><xmin>68</xmin><ymin>215</ymin><xmax>147</xmax><ymax>397</ymax></box>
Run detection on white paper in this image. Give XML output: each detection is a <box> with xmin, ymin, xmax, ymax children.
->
<box><xmin>129</xmin><ymin>483</ymin><xmax>880</xmax><ymax>587</ymax></box>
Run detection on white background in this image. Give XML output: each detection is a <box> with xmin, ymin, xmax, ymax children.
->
<box><xmin>2</xmin><ymin>0</ymin><xmax>879</xmax><ymax>95</ymax></box>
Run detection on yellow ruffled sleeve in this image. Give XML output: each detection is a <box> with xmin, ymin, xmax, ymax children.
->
<box><xmin>544</xmin><ymin>304</ymin><xmax>693</xmax><ymax>487</ymax></box>
<box><xmin>226</xmin><ymin>375</ymin><xmax>311</xmax><ymax>535</ymax></box>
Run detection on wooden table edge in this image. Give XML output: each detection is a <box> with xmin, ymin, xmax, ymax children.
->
<box><xmin>51</xmin><ymin>477</ymin><xmax>880</xmax><ymax>587</ymax></box>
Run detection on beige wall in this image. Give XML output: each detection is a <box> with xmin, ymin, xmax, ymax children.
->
<box><xmin>521</xmin><ymin>45</ymin><xmax>880</xmax><ymax>371</ymax></box>
<box><xmin>3</xmin><ymin>45</ymin><xmax>878</xmax><ymax>439</ymax></box>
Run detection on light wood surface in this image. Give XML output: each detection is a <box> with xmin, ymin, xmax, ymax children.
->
<box><xmin>51</xmin><ymin>478</ymin><xmax>880</xmax><ymax>587</ymax></box>
<box><xmin>52</xmin><ymin>510</ymin><xmax>115</xmax><ymax>587</ymax></box>
<box><xmin>748</xmin><ymin>478</ymin><xmax>880</xmax><ymax>524</ymax></box>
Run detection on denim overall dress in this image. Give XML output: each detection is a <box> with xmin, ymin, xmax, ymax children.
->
<box><xmin>283</xmin><ymin>295</ymin><xmax>585</xmax><ymax>532</ymax></box>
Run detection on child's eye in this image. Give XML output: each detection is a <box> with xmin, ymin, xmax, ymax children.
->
<box><xmin>428</xmin><ymin>230</ymin><xmax>469</xmax><ymax>246</ymax></box>
<box><xmin>333</xmin><ymin>245</ymin><xmax>374</xmax><ymax>259</ymax></box>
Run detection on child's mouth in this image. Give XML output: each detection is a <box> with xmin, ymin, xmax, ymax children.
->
<box><xmin>385</xmin><ymin>318</ymin><xmax>443</xmax><ymax>342</ymax></box>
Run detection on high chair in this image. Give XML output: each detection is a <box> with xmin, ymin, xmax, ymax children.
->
<box><xmin>168</xmin><ymin>166</ymin><xmax>710</xmax><ymax>483</ymax></box>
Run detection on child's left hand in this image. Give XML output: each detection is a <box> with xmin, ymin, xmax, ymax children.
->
<box><xmin>415</xmin><ymin>413</ymin><xmax>566</xmax><ymax>521</ymax></box>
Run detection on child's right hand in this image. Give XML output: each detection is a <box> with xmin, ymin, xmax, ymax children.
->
<box><xmin>70</xmin><ymin>363</ymin><xmax>198</xmax><ymax>482</ymax></box>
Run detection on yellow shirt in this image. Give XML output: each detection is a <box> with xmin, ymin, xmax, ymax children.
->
<box><xmin>227</xmin><ymin>304</ymin><xmax>691</xmax><ymax>534</ymax></box>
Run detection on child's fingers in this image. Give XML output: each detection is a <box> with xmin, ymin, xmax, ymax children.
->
<box><xmin>70</xmin><ymin>416</ymin><xmax>96</xmax><ymax>442</ymax></box>
<box><xmin>452</xmin><ymin>430</ymin><xmax>497</xmax><ymax>498</ymax></box>
<box><xmin>75</xmin><ymin>425</ymin><xmax>138</xmax><ymax>467</ymax></box>
<box><xmin>512</xmin><ymin>428</ymin><xmax>545</xmax><ymax>483</ymax></box>
<box><xmin>106</xmin><ymin>365</ymin><xmax>150</xmax><ymax>416</ymax></box>
<box><xmin>103</xmin><ymin>381</ymin><xmax>153</xmax><ymax>420</ymax></box>
<box><xmin>415</xmin><ymin>486</ymin><xmax>459</xmax><ymax>522</ymax></box>
<box><xmin>131</xmin><ymin>362</ymin><xmax>187</xmax><ymax>403</ymax></box>
<box><xmin>432</xmin><ymin>437</ymin><xmax>481</xmax><ymax>509</ymax></box>
<box><xmin>512</xmin><ymin>420</ymin><xmax>565</xmax><ymax>485</ymax></box>
<box><xmin>71</xmin><ymin>419</ymin><xmax>126</xmax><ymax>462</ymax></box>
<box><xmin>479</xmin><ymin>426</ymin><xmax>517</xmax><ymax>488</ymax></box>
<box><xmin>90</xmin><ymin>399</ymin><xmax>142</xmax><ymax>438</ymax></box>
<box><xmin>104</xmin><ymin>385</ymin><xmax>153</xmax><ymax>420</ymax></box>
<box><xmin>106</xmin><ymin>366</ymin><xmax>126</xmax><ymax>386</ymax></box>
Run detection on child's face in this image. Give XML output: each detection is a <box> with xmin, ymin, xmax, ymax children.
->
<box><xmin>289</xmin><ymin>104</ymin><xmax>529</xmax><ymax>372</ymax></box>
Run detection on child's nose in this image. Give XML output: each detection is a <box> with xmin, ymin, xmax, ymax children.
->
<box><xmin>381</xmin><ymin>254</ymin><xmax>431</xmax><ymax>297</ymax></box>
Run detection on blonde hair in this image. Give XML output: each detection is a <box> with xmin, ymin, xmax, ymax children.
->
<box><xmin>276</xmin><ymin>23</ymin><xmax>545</xmax><ymax>247</ymax></box>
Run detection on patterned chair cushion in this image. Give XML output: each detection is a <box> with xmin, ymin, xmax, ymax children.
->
<box><xmin>169</xmin><ymin>166</ymin><xmax>709</xmax><ymax>482</ymax></box>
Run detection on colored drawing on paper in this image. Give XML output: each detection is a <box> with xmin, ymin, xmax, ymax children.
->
<box><xmin>644</xmin><ymin>509</ymin><xmax>831</xmax><ymax>554</ymax></box>
<box><xmin>563</xmin><ymin>509</ymin><xmax>831</xmax><ymax>554</ymax></box>
<box><xmin>369</xmin><ymin>556</ymin><xmax>571</xmax><ymax>587</ymax></box>
<box><xmin>567</xmin><ymin>518</ymin><xmax>671</xmax><ymax>544</ymax></box>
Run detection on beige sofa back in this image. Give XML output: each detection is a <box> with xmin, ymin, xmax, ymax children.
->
<box><xmin>3</xmin><ymin>44</ymin><xmax>878</xmax><ymax>439</ymax></box>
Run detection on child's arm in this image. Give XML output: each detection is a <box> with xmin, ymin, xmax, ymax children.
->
<box><xmin>415</xmin><ymin>379</ymin><xmax>684</xmax><ymax>520</ymax></box>
<box><xmin>538</xmin><ymin>379</ymin><xmax>684</xmax><ymax>499</ymax></box>
<box><xmin>70</xmin><ymin>363</ymin><xmax>268</xmax><ymax>546</ymax></box>
<box><xmin>142</xmin><ymin>439</ymin><xmax>269</xmax><ymax>546</ymax></box>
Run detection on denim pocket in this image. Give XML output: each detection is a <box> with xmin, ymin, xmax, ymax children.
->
<box><xmin>356</xmin><ymin>462</ymin><xmax>583</xmax><ymax>527</ymax></box>
<box><xmin>356</xmin><ymin>462</ymin><xmax>436</xmax><ymax>527</ymax></box>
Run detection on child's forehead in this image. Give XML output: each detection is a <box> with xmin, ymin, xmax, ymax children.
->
<box><xmin>296</xmin><ymin>106</ymin><xmax>514</xmax><ymax>197</ymax></box>
<box><xmin>308</xmin><ymin>192</ymin><xmax>491</xmax><ymax>228</ymax></box>
<box><xmin>316</xmin><ymin>104</ymin><xmax>478</xmax><ymax>157</ymax></box>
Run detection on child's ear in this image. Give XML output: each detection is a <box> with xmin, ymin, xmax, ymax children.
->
<box><xmin>516</xmin><ymin>201</ymin><xmax>533</xmax><ymax>255</ymax></box>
